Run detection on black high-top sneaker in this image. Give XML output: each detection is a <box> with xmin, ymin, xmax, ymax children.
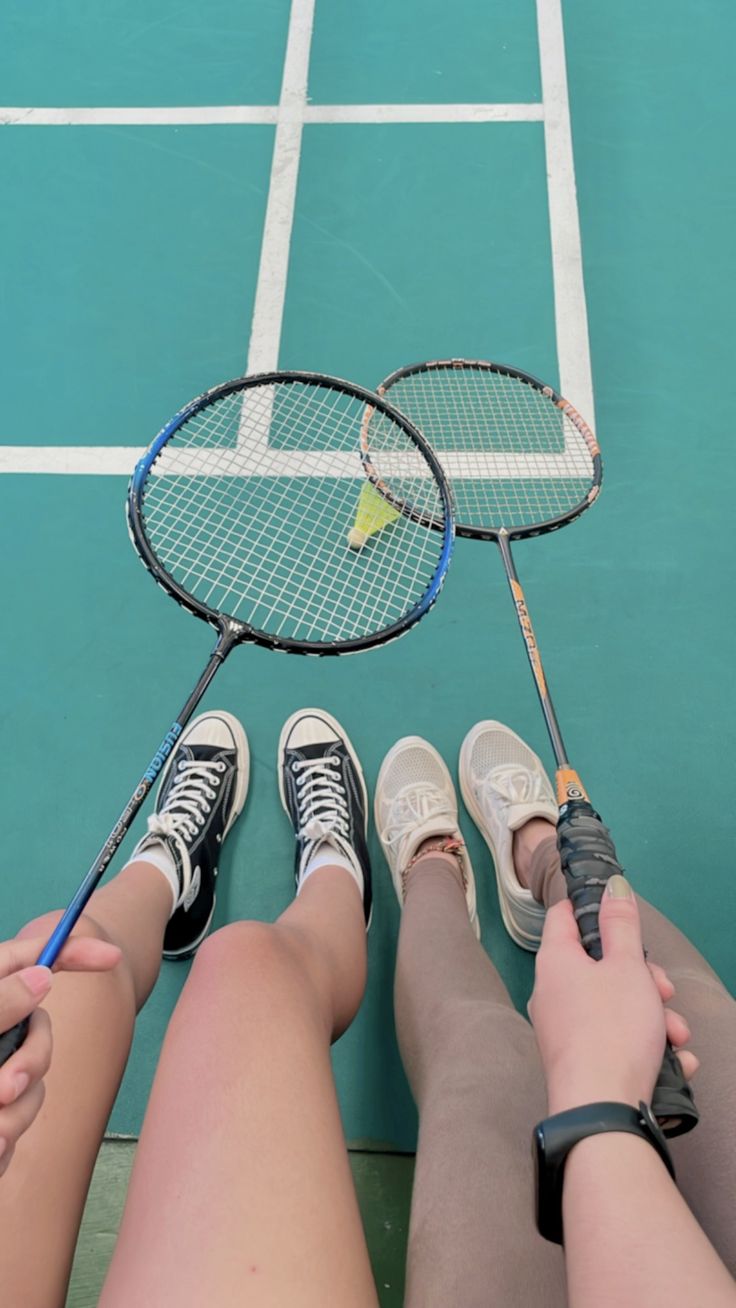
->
<box><xmin>130</xmin><ymin>711</ymin><xmax>249</xmax><ymax>958</ymax></box>
<box><xmin>278</xmin><ymin>708</ymin><xmax>372</xmax><ymax>927</ymax></box>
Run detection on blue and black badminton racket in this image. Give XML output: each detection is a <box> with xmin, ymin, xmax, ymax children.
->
<box><xmin>370</xmin><ymin>357</ymin><xmax>697</xmax><ymax>1137</ymax></box>
<box><xmin>0</xmin><ymin>371</ymin><xmax>453</xmax><ymax>1064</ymax></box>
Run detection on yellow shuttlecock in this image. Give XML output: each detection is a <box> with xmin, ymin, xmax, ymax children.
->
<box><xmin>347</xmin><ymin>480</ymin><xmax>401</xmax><ymax>550</ymax></box>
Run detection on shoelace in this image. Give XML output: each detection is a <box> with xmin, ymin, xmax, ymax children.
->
<box><xmin>147</xmin><ymin>759</ymin><xmax>225</xmax><ymax>852</ymax></box>
<box><xmin>480</xmin><ymin>763</ymin><xmax>547</xmax><ymax>811</ymax></box>
<box><xmin>293</xmin><ymin>756</ymin><xmax>349</xmax><ymax>845</ymax></box>
<box><xmin>383</xmin><ymin>781</ymin><xmax>453</xmax><ymax>853</ymax></box>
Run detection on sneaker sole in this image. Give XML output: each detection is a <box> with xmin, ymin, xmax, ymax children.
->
<box><xmin>459</xmin><ymin>721</ymin><xmax>548</xmax><ymax>952</ymax></box>
<box><xmin>160</xmin><ymin>710</ymin><xmax>250</xmax><ymax>961</ymax></box>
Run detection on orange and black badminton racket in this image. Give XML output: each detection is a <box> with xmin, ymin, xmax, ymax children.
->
<box><xmin>370</xmin><ymin>357</ymin><xmax>697</xmax><ymax>1137</ymax></box>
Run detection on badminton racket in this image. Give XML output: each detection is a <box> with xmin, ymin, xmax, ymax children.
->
<box><xmin>0</xmin><ymin>370</ymin><xmax>453</xmax><ymax>1065</ymax></box>
<box><xmin>370</xmin><ymin>357</ymin><xmax>697</xmax><ymax>1137</ymax></box>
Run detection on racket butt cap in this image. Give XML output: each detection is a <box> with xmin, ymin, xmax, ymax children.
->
<box><xmin>347</xmin><ymin>527</ymin><xmax>368</xmax><ymax>550</ymax></box>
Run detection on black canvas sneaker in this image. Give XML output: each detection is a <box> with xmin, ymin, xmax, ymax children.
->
<box><xmin>278</xmin><ymin>708</ymin><xmax>372</xmax><ymax>927</ymax></box>
<box><xmin>131</xmin><ymin>710</ymin><xmax>249</xmax><ymax>959</ymax></box>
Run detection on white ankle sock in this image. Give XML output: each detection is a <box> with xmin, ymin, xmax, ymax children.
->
<box><xmin>123</xmin><ymin>843</ymin><xmax>180</xmax><ymax>915</ymax></box>
<box><xmin>299</xmin><ymin>842</ymin><xmax>364</xmax><ymax>899</ymax></box>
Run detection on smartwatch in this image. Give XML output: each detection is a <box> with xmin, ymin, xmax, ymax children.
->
<box><xmin>533</xmin><ymin>1101</ymin><xmax>676</xmax><ymax>1245</ymax></box>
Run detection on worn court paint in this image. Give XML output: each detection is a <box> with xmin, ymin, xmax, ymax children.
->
<box><xmin>1</xmin><ymin>103</ymin><xmax>543</xmax><ymax>127</ymax></box>
<box><xmin>0</xmin><ymin>106</ymin><xmax>280</xmax><ymax>126</ymax></box>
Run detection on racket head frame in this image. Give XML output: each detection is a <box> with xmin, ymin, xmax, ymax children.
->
<box><xmin>128</xmin><ymin>370</ymin><xmax>454</xmax><ymax>658</ymax></box>
<box><xmin>377</xmin><ymin>358</ymin><xmax>603</xmax><ymax>542</ymax></box>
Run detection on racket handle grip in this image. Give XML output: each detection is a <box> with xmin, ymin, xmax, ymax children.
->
<box><xmin>0</xmin><ymin>1018</ymin><xmax>30</xmax><ymax>1068</ymax></box>
<box><xmin>556</xmin><ymin>799</ymin><xmax>699</xmax><ymax>1137</ymax></box>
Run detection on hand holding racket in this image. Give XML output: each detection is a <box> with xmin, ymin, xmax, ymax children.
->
<box><xmin>371</xmin><ymin>359</ymin><xmax>697</xmax><ymax>1136</ymax></box>
<box><xmin>0</xmin><ymin>372</ymin><xmax>453</xmax><ymax>1066</ymax></box>
<box><xmin>0</xmin><ymin>934</ymin><xmax>121</xmax><ymax>1171</ymax></box>
<box><xmin>529</xmin><ymin>888</ymin><xmax>698</xmax><ymax>1117</ymax></box>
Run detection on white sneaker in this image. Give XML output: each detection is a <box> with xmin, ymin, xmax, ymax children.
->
<box><xmin>459</xmin><ymin>722</ymin><xmax>557</xmax><ymax>951</ymax></box>
<box><xmin>374</xmin><ymin>736</ymin><xmax>479</xmax><ymax>938</ymax></box>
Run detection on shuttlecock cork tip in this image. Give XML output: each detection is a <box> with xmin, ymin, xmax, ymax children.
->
<box><xmin>347</xmin><ymin>527</ymin><xmax>368</xmax><ymax>550</ymax></box>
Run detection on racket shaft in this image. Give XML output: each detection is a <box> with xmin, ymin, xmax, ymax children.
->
<box><xmin>497</xmin><ymin>536</ymin><xmax>698</xmax><ymax>1134</ymax></box>
<box><xmin>0</xmin><ymin>636</ymin><xmax>232</xmax><ymax>1068</ymax></box>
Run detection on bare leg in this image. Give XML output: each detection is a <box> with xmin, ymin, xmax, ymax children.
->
<box><xmin>0</xmin><ymin>861</ymin><xmax>171</xmax><ymax>1308</ymax></box>
<box><xmin>525</xmin><ymin>828</ymin><xmax>736</xmax><ymax>1275</ymax></box>
<box><xmin>99</xmin><ymin>866</ymin><xmax>379</xmax><ymax>1308</ymax></box>
<box><xmin>396</xmin><ymin>850</ymin><xmax>567</xmax><ymax>1308</ymax></box>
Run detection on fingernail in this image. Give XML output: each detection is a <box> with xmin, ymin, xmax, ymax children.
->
<box><xmin>607</xmin><ymin>874</ymin><xmax>633</xmax><ymax>899</ymax></box>
<box><xmin>12</xmin><ymin>1073</ymin><xmax>29</xmax><ymax>1101</ymax></box>
<box><xmin>19</xmin><ymin>966</ymin><xmax>52</xmax><ymax>998</ymax></box>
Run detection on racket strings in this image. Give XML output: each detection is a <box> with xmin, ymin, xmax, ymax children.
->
<box><xmin>139</xmin><ymin>379</ymin><xmax>448</xmax><ymax>646</ymax></box>
<box><xmin>379</xmin><ymin>365</ymin><xmax>596</xmax><ymax>534</ymax></box>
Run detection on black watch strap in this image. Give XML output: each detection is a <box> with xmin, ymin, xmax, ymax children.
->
<box><xmin>533</xmin><ymin>1101</ymin><xmax>676</xmax><ymax>1245</ymax></box>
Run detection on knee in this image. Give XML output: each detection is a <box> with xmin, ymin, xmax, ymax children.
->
<box><xmin>191</xmin><ymin>921</ymin><xmax>291</xmax><ymax>988</ymax></box>
<box><xmin>188</xmin><ymin>921</ymin><xmax>315</xmax><ymax>1010</ymax></box>
<box><xmin>17</xmin><ymin>908</ymin><xmax>116</xmax><ymax>948</ymax></box>
<box><xmin>431</xmin><ymin>999</ymin><xmax>538</xmax><ymax>1084</ymax></box>
<box><xmin>17</xmin><ymin>910</ymin><xmax>136</xmax><ymax>1010</ymax></box>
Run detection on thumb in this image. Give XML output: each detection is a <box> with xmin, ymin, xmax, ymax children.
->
<box><xmin>0</xmin><ymin>937</ymin><xmax>51</xmax><ymax>980</ymax></box>
<box><xmin>598</xmin><ymin>875</ymin><xmax>644</xmax><ymax>960</ymax></box>
<box><xmin>0</xmin><ymin>965</ymin><xmax>53</xmax><ymax>1032</ymax></box>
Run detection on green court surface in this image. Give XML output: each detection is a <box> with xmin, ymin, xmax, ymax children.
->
<box><xmin>0</xmin><ymin>2</ymin><xmax>291</xmax><ymax>106</ymax></box>
<box><xmin>308</xmin><ymin>0</ymin><xmax>541</xmax><ymax>103</ymax></box>
<box><xmin>1</xmin><ymin>0</ymin><xmax>734</xmax><ymax>1242</ymax></box>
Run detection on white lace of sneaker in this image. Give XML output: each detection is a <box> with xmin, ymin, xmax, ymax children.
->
<box><xmin>293</xmin><ymin>756</ymin><xmax>351</xmax><ymax>858</ymax></box>
<box><xmin>381</xmin><ymin>780</ymin><xmax>457</xmax><ymax>874</ymax></box>
<box><xmin>458</xmin><ymin>722</ymin><xmax>557</xmax><ymax>950</ymax></box>
<box><xmin>478</xmin><ymin>762</ymin><xmax>555</xmax><ymax>830</ymax></box>
<box><xmin>144</xmin><ymin>758</ymin><xmax>226</xmax><ymax>898</ymax></box>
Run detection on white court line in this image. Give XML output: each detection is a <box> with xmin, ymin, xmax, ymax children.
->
<box><xmin>0</xmin><ymin>103</ymin><xmax>543</xmax><ymax>127</ymax></box>
<box><xmin>0</xmin><ymin>447</ymin><xmax>144</xmax><ymax>474</ymax></box>
<box><xmin>0</xmin><ymin>106</ymin><xmax>278</xmax><ymax>126</ymax></box>
<box><xmin>536</xmin><ymin>0</ymin><xmax>595</xmax><ymax>427</ymax></box>
<box><xmin>244</xmin><ymin>0</ymin><xmax>315</xmax><ymax>376</ymax></box>
<box><xmin>305</xmin><ymin>103</ymin><xmax>543</xmax><ymax>124</ymax></box>
<box><xmin>0</xmin><ymin>446</ymin><xmax>591</xmax><ymax>478</ymax></box>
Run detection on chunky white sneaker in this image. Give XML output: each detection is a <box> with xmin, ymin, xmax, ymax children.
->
<box><xmin>459</xmin><ymin>721</ymin><xmax>557</xmax><ymax>951</ymax></box>
<box><xmin>375</xmin><ymin>736</ymin><xmax>479</xmax><ymax>938</ymax></box>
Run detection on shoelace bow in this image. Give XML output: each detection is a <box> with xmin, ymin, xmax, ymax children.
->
<box><xmin>480</xmin><ymin>763</ymin><xmax>547</xmax><ymax>810</ymax></box>
<box><xmin>384</xmin><ymin>781</ymin><xmax>453</xmax><ymax>852</ymax></box>
<box><xmin>147</xmin><ymin>759</ymin><xmax>225</xmax><ymax>853</ymax></box>
<box><xmin>294</xmin><ymin>756</ymin><xmax>349</xmax><ymax>844</ymax></box>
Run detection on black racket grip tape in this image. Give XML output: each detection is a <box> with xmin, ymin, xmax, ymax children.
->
<box><xmin>557</xmin><ymin>799</ymin><xmax>698</xmax><ymax>1137</ymax></box>
<box><xmin>0</xmin><ymin>1017</ymin><xmax>30</xmax><ymax>1068</ymax></box>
